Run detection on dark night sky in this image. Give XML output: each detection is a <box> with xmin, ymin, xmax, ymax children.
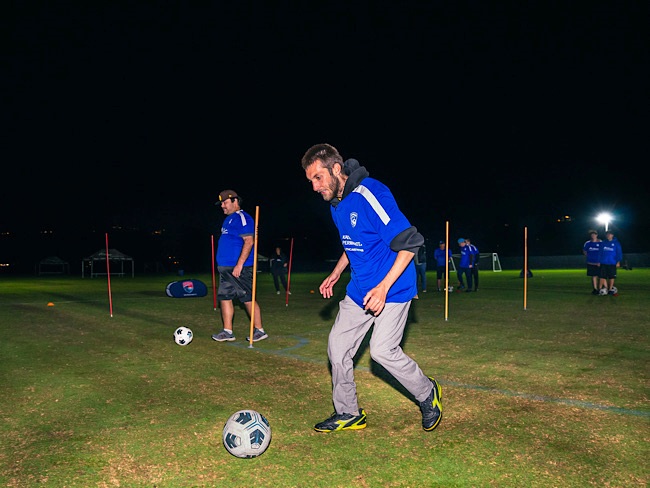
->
<box><xmin>2</xmin><ymin>1</ymin><xmax>648</xmax><ymax>267</ymax></box>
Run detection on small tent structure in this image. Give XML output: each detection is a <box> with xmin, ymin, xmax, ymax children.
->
<box><xmin>82</xmin><ymin>249</ymin><xmax>134</xmax><ymax>278</ymax></box>
<box><xmin>37</xmin><ymin>256</ymin><xmax>70</xmax><ymax>275</ymax></box>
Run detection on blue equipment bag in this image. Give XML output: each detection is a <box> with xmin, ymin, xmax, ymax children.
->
<box><xmin>166</xmin><ymin>279</ymin><xmax>208</xmax><ymax>298</ymax></box>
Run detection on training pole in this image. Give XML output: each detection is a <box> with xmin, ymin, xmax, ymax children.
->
<box><xmin>285</xmin><ymin>237</ymin><xmax>294</xmax><ymax>307</ymax></box>
<box><xmin>524</xmin><ymin>226</ymin><xmax>528</xmax><ymax>310</ymax></box>
<box><xmin>211</xmin><ymin>234</ymin><xmax>217</xmax><ymax>310</ymax></box>
<box><xmin>445</xmin><ymin>221</ymin><xmax>449</xmax><ymax>321</ymax></box>
<box><xmin>105</xmin><ymin>233</ymin><xmax>113</xmax><ymax>317</ymax></box>
<box><xmin>248</xmin><ymin>206</ymin><xmax>260</xmax><ymax>348</ymax></box>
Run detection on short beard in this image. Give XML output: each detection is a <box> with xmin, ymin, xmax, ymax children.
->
<box><xmin>323</xmin><ymin>168</ymin><xmax>342</xmax><ymax>202</ymax></box>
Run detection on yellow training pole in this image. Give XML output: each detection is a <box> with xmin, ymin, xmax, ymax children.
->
<box><xmin>524</xmin><ymin>226</ymin><xmax>528</xmax><ymax>310</ymax></box>
<box><xmin>248</xmin><ymin>206</ymin><xmax>260</xmax><ymax>348</ymax></box>
<box><xmin>444</xmin><ymin>221</ymin><xmax>450</xmax><ymax>321</ymax></box>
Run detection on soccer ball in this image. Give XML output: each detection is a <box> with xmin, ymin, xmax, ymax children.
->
<box><xmin>445</xmin><ymin>286</ymin><xmax>454</xmax><ymax>293</ymax></box>
<box><xmin>599</xmin><ymin>288</ymin><xmax>608</xmax><ymax>296</ymax></box>
<box><xmin>173</xmin><ymin>326</ymin><xmax>193</xmax><ymax>346</ymax></box>
<box><xmin>610</xmin><ymin>286</ymin><xmax>618</xmax><ymax>294</ymax></box>
<box><xmin>222</xmin><ymin>409</ymin><xmax>272</xmax><ymax>458</ymax></box>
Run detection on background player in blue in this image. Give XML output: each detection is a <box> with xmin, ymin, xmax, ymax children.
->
<box><xmin>433</xmin><ymin>240</ymin><xmax>452</xmax><ymax>291</ymax></box>
<box><xmin>465</xmin><ymin>237</ymin><xmax>480</xmax><ymax>292</ymax></box>
<box><xmin>582</xmin><ymin>230</ymin><xmax>602</xmax><ymax>295</ymax></box>
<box><xmin>598</xmin><ymin>230</ymin><xmax>623</xmax><ymax>295</ymax></box>
<box><xmin>301</xmin><ymin>143</ymin><xmax>442</xmax><ymax>433</ymax></box>
<box><xmin>456</xmin><ymin>238</ymin><xmax>473</xmax><ymax>292</ymax></box>
<box><xmin>211</xmin><ymin>189</ymin><xmax>269</xmax><ymax>343</ymax></box>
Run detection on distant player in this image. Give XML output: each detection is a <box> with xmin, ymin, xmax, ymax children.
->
<box><xmin>598</xmin><ymin>230</ymin><xmax>623</xmax><ymax>296</ymax></box>
<box><xmin>582</xmin><ymin>230</ymin><xmax>601</xmax><ymax>295</ymax></box>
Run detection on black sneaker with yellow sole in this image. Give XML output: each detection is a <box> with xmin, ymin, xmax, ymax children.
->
<box><xmin>314</xmin><ymin>408</ymin><xmax>367</xmax><ymax>432</ymax></box>
<box><xmin>420</xmin><ymin>377</ymin><xmax>443</xmax><ymax>431</ymax></box>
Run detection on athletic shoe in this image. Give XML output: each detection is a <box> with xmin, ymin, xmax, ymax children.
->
<box><xmin>608</xmin><ymin>290</ymin><xmax>617</xmax><ymax>296</ymax></box>
<box><xmin>212</xmin><ymin>330</ymin><xmax>236</xmax><ymax>342</ymax></box>
<box><xmin>276</xmin><ymin>290</ymin><xmax>280</xmax><ymax>295</ymax></box>
<box><xmin>246</xmin><ymin>328</ymin><xmax>268</xmax><ymax>342</ymax></box>
<box><xmin>314</xmin><ymin>408</ymin><xmax>367</xmax><ymax>432</ymax></box>
<box><xmin>591</xmin><ymin>289</ymin><xmax>599</xmax><ymax>295</ymax></box>
<box><xmin>420</xmin><ymin>377</ymin><xmax>443</xmax><ymax>431</ymax></box>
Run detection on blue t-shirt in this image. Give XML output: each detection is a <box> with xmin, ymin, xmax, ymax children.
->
<box><xmin>433</xmin><ymin>247</ymin><xmax>452</xmax><ymax>267</ymax></box>
<box><xmin>330</xmin><ymin>177</ymin><xmax>417</xmax><ymax>307</ymax></box>
<box><xmin>216</xmin><ymin>210</ymin><xmax>255</xmax><ymax>267</ymax></box>
<box><xmin>598</xmin><ymin>238</ymin><xmax>622</xmax><ymax>265</ymax></box>
<box><xmin>583</xmin><ymin>240</ymin><xmax>601</xmax><ymax>264</ymax></box>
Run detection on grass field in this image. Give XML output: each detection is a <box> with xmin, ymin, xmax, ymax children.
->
<box><xmin>1</xmin><ymin>268</ymin><xmax>648</xmax><ymax>487</ymax></box>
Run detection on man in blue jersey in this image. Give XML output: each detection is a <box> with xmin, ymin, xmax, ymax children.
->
<box><xmin>582</xmin><ymin>230</ymin><xmax>601</xmax><ymax>295</ymax></box>
<box><xmin>465</xmin><ymin>237</ymin><xmax>480</xmax><ymax>292</ymax></box>
<box><xmin>211</xmin><ymin>189</ymin><xmax>269</xmax><ymax>343</ymax></box>
<box><xmin>434</xmin><ymin>240</ymin><xmax>452</xmax><ymax>291</ymax></box>
<box><xmin>301</xmin><ymin>143</ymin><xmax>442</xmax><ymax>433</ymax></box>
<box><xmin>456</xmin><ymin>238</ymin><xmax>473</xmax><ymax>292</ymax></box>
<box><xmin>598</xmin><ymin>230</ymin><xmax>623</xmax><ymax>296</ymax></box>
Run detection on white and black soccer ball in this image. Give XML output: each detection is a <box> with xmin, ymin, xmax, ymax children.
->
<box><xmin>173</xmin><ymin>326</ymin><xmax>193</xmax><ymax>346</ymax></box>
<box><xmin>223</xmin><ymin>409</ymin><xmax>271</xmax><ymax>458</ymax></box>
<box><xmin>610</xmin><ymin>286</ymin><xmax>618</xmax><ymax>294</ymax></box>
<box><xmin>445</xmin><ymin>286</ymin><xmax>454</xmax><ymax>293</ymax></box>
<box><xmin>599</xmin><ymin>288</ymin><xmax>609</xmax><ymax>296</ymax></box>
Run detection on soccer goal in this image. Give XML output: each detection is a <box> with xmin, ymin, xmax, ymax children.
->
<box><xmin>479</xmin><ymin>252</ymin><xmax>502</xmax><ymax>272</ymax></box>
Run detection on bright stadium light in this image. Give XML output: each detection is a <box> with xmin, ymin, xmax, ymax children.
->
<box><xmin>597</xmin><ymin>212</ymin><xmax>613</xmax><ymax>232</ymax></box>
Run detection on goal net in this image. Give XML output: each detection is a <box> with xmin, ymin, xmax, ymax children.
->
<box><xmin>450</xmin><ymin>253</ymin><xmax>502</xmax><ymax>272</ymax></box>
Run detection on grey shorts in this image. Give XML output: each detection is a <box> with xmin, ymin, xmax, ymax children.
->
<box><xmin>217</xmin><ymin>266</ymin><xmax>254</xmax><ymax>302</ymax></box>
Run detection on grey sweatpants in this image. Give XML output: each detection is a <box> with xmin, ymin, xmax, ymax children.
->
<box><xmin>328</xmin><ymin>295</ymin><xmax>433</xmax><ymax>414</ymax></box>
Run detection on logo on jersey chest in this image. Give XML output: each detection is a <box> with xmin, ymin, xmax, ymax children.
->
<box><xmin>350</xmin><ymin>212</ymin><xmax>358</xmax><ymax>228</ymax></box>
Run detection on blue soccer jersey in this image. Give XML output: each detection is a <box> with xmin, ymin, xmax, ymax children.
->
<box><xmin>468</xmin><ymin>244</ymin><xmax>479</xmax><ymax>265</ymax></box>
<box><xmin>458</xmin><ymin>246</ymin><xmax>471</xmax><ymax>268</ymax></box>
<box><xmin>216</xmin><ymin>210</ymin><xmax>255</xmax><ymax>267</ymax></box>
<box><xmin>434</xmin><ymin>248</ymin><xmax>452</xmax><ymax>267</ymax></box>
<box><xmin>583</xmin><ymin>240</ymin><xmax>601</xmax><ymax>264</ymax></box>
<box><xmin>330</xmin><ymin>177</ymin><xmax>417</xmax><ymax>307</ymax></box>
<box><xmin>599</xmin><ymin>238</ymin><xmax>622</xmax><ymax>265</ymax></box>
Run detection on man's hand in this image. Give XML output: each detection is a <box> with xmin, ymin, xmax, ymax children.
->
<box><xmin>362</xmin><ymin>283</ymin><xmax>389</xmax><ymax>317</ymax></box>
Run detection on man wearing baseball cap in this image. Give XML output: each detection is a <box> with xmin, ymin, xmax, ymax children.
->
<box><xmin>212</xmin><ymin>189</ymin><xmax>269</xmax><ymax>342</ymax></box>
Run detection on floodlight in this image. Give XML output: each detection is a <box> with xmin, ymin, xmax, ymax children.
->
<box><xmin>596</xmin><ymin>212</ymin><xmax>613</xmax><ymax>232</ymax></box>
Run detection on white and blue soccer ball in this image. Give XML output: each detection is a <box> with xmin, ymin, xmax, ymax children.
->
<box><xmin>223</xmin><ymin>409</ymin><xmax>272</xmax><ymax>458</ymax></box>
<box><xmin>173</xmin><ymin>326</ymin><xmax>193</xmax><ymax>346</ymax></box>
